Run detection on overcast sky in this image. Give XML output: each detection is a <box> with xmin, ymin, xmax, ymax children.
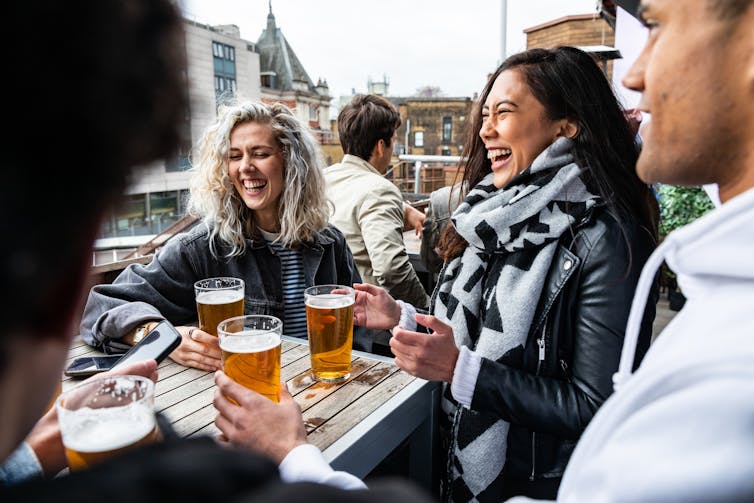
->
<box><xmin>180</xmin><ymin>0</ymin><xmax>599</xmax><ymax>100</ymax></box>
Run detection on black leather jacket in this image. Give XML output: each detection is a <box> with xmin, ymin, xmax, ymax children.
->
<box><xmin>468</xmin><ymin>205</ymin><xmax>657</xmax><ymax>492</ymax></box>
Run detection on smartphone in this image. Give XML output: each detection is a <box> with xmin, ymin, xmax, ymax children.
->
<box><xmin>65</xmin><ymin>320</ymin><xmax>182</xmax><ymax>378</ymax></box>
<box><xmin>64</xmin><ymin>355</ymin><xmax>122</xmax><ymax>378</ymax></box>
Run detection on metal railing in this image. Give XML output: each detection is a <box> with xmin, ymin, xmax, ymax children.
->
<box><xmin>389</xmin><ymin>154</ymin><xmax>462</xmax><ymax>195</ymax></box>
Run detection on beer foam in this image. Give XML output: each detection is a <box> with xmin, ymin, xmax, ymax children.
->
<box><xmin>219</xmin><ymin>330</ymin><xmax>280</xmax><ymax>353</ymax></box>
<box><xmin>196</xmin><ymin>289</ymin><xmax>244</xmax><ymax>305</ymax></box>
<box><xmin>305</xmin><ymin>294</ymin><xmax>354</xmax><ymax>309</ymax></box>
<box><xmin>62</xmin><ymin>403</ymin><xmax>154</xmax><ymax>453</ymax></box>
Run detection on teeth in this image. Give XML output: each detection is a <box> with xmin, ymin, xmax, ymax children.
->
<box><xmin>243</xmin><ymin>180</ymin><xmax>266</xmax><ymax>190</ymax></box>
<box><xmin>487</xmin><ymin>148</ymin><xmax>511</xmax><ymax>160</ymax></box>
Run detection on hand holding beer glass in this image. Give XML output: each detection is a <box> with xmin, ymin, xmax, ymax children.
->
<box><xmin>56</xmin><ymin>375</ymin><xmax>157</xmax><ymax>471</ymax></box>
<box><xmin>194</xmin><ymin>277</ymin><xmax>245</xmax><ymax>336</ymax></box>
<box><xmin>218</xmin><ymin>315</ymin><xmax>282</xmax><ymax>402</ymax></box>
<box><xmin>305</xmin><ymin>285</ymin><xmax>355</xmax><ymax>383</ymax></box>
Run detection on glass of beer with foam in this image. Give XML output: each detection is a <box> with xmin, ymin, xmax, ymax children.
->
<box><xmin>194</xmin><ymin>277</ymin><xmax>245</xmax><ymax>336</ymax></box>
<box><xmin>56</xmin><ymin>375</ymin><xmax>157</xmax><ymax>471</ymax></box>
<box><xmin>304</xmin><ymin>285</ymin><xmax>355</xmax><ymax>383</ymax></box>
<box><xmin>218</xmin><ymin>315</ymin><xmax>282</xmax><ymax>402</ymax></box>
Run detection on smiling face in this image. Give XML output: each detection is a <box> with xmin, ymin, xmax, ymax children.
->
<box><xmin>623</xmin><ymin>0</ymin><xmax>754</xmax><ymax>202</ymax></box>
<box><xmin>480</xmin><ymin>69</ymin><xmax>573</xmax><ymax>189</ymax></box>
<box><xmin>227</xmin><ymin>121</ymin><xmax>285</xmax><ymax>231</ymax></box>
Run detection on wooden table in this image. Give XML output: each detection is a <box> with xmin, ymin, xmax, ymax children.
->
<box><xmin>64</xmin><ymin>335</ymin><xmax>439</xmax><ymax>487</ymax></box>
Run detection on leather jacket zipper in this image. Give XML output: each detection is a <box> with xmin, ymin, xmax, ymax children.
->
<box><xmin>531</xmin><ymin>325</ymin><xmax>546</xmax><ymax>481</ymax></box>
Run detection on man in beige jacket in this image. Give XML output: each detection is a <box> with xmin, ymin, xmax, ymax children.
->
<box><xmin>325</xmin><ymin>94</ymin><xmax>430</xmax><ymax>313</ymax></box>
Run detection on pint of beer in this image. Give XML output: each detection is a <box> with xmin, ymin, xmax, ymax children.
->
<box><xmin>218</xmin><ymin>315</ymin><xmax>282</xmax><ymax>402</ymax></box>
<box><xmin>194</xmin><ymin>277</ymin><xmax>245</xmax><ymax>336</ymax></box>
<box><xmin>56</xmin><ymin>375</ymin><xmax>156</xmax><ymax>471</ymax></box>
<box><xmin>304</xmin><ymin>285</ymin><xmax>354</xmax><ymax>383</ymax></box>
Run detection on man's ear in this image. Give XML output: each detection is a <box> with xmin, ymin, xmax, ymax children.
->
<box><xmin>368</xmin><ymin>139</ymin><xmax>385</xmax><ymax>165</ymax></box>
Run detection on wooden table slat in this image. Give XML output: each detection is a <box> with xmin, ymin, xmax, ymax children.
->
<box><xmin>305</xmin><ymin>370</ymin><xmax>416</xmax><ymax>450</ymax></box>
<box><xmin>291</xmin><ymin>359</ymin><xmax>386</xmax><ymax>412</ymax></box>
<box><xmin>155</xmin><ymin>373</ymin><xmax>215</xmax><ymax>413</ymax></box>
<box><xmin>155</xmin><ymin>366</ymin><xmax>208</xmax><ymax>396</ymax></box>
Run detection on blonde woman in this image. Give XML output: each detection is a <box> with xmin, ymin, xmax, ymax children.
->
<box><xmin>80</xmin><ymin>100</ymin><xmax>362</xmax><ymax>371</ymax></box>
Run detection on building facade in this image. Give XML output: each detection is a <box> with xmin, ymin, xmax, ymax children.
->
<box><xmin>256</xmin><ymin>9</ymin><xmax>333</xmax><ymax>142</ymax></box>
<box><xmin>101</xmin><ymin>10</ymin><xmax>333</xmax><ymax>243</ymax></box>
<box><xmin>390</xmin><ymin>97</ymin><xmax>472</xmax><ymax>158</ymax></box>
<box><xmin>524</xmin><ymin>14</ymin><xmax>617</xmax><ymax>80</ymax></box>
<box><xmin>100</xmin><ymin>19</ymin><xmax>263</xmax><ymax>242</ymax></box>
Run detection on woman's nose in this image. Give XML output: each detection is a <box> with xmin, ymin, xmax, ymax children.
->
<box><xmin>479</xmin><ymin>119</ymin><xmax>494</xmax><ymax>141</ymax></box>
<box><xmin>239</xmin><ymin>154</ymin><xmax>254</xmax><ymax>171</ymax></box>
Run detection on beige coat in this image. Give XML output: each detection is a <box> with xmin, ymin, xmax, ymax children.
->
<box><xmin>324</xmin><ymin>155</ymin><xmax>429</xmax><ymax>309</ymax></box>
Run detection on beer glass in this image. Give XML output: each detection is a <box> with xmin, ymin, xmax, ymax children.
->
<box><xmin>56</xmin><ymin>375</ymin><xmax>157</xmax><ymax>471</ymax></box>
<box><xmin>218</xmin><ymin>315</ymin><xmax>282</xmax><ymax>402</ymax></box>
<box><xmin>304</xmin><ymin>284</ymin><xmax>355</xmax><ymax>383</ymax></box>
<box><xmin>194</xmin><ymin>277</ymin><xmax>245</xmax><ymax>336</ymax></box>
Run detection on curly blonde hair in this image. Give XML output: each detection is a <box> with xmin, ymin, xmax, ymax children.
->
<box><xmin>188</xmin><ymin>100</ymin><xmax>329</xmax><ymax>258</ymax></box>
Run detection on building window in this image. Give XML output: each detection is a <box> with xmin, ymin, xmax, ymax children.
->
<box><xmin>260</xmin><ymin>72</ymin><xmax>277</xmax><ymax>88</ymax></box>
<box><xmin>213</xmin><ymin>41</ymin><xmax>237</xmax><ymax>102</ymax></box>
<box><xmin>212</xmin><ymin>42</ymin><xmax>235</xmax><ymax>62</ymax></box>
<box><xmin>414</xmin><ymin>131</ymin><xmax>424</xmax><ymax>147</ymax></box>
<box><xmin>309</xmin><ymin>105</ymin><xmax>318</xmax><ymax>122</ymax></box>
<box><xmin>442</xmin><ymin>116</ymin><xmax>452</xmax><ymax>143</ymax></box>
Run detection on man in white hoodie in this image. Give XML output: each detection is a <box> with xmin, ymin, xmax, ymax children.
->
<box><xmin>510</xmin><ymin>0</ymin><xmax>754</xmax><ymax>501</ymax></box>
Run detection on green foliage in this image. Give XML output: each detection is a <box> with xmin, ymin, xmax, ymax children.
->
<box><xmin>658</xmin><ymin>184</ymin><xmax>715</xmax><ymax>241</ymax></box>
<box><xmin>657</xmin><ymin>184</ymin><xmax>715</xmax><ymax>293</ymax></box>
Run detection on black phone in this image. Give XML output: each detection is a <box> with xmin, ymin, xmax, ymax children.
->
<box><xmin>64</xmin><ymin>355</ymin><xmax>122</xmax><ymax>378</ymax></box>
<box><xmin>65</xmin><ymin>320</ymin><xmax>182</xmax><ymax>378</ymax></box>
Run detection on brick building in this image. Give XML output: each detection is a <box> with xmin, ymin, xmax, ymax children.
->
<box><xmin>386</xmin><ymin>96</ymin><xmax>472</xmax><ymax>194</ymax></box>
<box><xmin>390</xmin><ymin>97</ymin><xmax>472</xmax><ymax>158</ymax></box>
<box><xmin>524</xmin><ymin>14</ymin><xmax>617</xmax><ymax>79</ymax></box>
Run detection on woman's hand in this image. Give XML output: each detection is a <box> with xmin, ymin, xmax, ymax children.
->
<box><xmin>214</xmin><ymin>372</ymin><xmax>307</xmax><ymax>464</ymax></box>
<box><xmin>169</xmin><ymin>327</ymin><xmax>223</xmax><ymax>372</ymax></box>
<box><xmin>390</xmin><ymin>313</ymin><xmax>459</xmax><ymax>383</ymax></box>
<box><xmin>352</xmin><ymin>283</ymin><xmax>402</xmax><ymax>330</ymax></box>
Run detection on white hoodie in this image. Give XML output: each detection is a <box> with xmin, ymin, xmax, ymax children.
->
<box><xmin>509</xmin><ymin>187</ymin><xmax>754</xmax><ymax>502</ymax></box>
<box><xmin>555</xmin><ymin>186</ymin><xmax>754</xmax><ymax>502</ymax></box>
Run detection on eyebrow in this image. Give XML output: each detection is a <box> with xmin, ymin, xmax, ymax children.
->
<box><xmin>228</xmin><ymin>144</ymin><xmax>275</xmax><ymax>151</ymax></box>
<box><xmin>482</xmin><ymin>99</ymin><xmax>517</xmax><ymax>110</ymax></box>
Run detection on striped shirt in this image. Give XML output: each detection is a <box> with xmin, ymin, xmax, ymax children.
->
<box><xmin>260</xmin><ymin>230</ymin><xmax>308</xmax><ymax>339</ymax></box>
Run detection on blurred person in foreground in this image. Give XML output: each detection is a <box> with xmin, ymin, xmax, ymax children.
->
<box><xmin>0</xmin><ymin>2</ymin><xmax>431</xmax><ymax>502</ymax></box>
<box><xmin>509</xmin><ymin>1</ymin><xmax>754</xmax><ymax>501</ymax></box>
<box><xmin>354</xmin><ymin>46</ymin><xmax>659</xmax><ymax>501</ymax></box>
<box><xmin>80</xmin><ymin>100</ymin><xmax>368</xmax><ymax>370</ymax></box>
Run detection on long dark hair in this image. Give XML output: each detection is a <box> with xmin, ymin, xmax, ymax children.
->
<box><xmin>438</xmin><ymin>46</ymin><xmax>658</xmax><ymax>260</ymax></box>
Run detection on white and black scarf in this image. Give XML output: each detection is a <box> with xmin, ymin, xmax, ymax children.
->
<box><xmin>434</xmin><ymin>138</ymin><xmax>599</xmax><ymax>502</ymax></box>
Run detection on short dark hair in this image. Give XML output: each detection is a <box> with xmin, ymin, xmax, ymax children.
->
<box><xmin>1</xmin><ymin>1</ymin><xmax>187</xmax><ymax>340</ymax></box>
<box><xmin>337</xmin><ymin>94</ymin><xmax>401</xmax><ymax>161</ymax></box>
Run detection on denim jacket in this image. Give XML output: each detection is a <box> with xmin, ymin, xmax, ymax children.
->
<box><xmin>80</xmin><ymin>223</ymin><xmax>369</xmax><ymax>352</ymax></box>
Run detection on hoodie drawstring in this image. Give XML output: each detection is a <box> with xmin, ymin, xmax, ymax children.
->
<box><xmin>612</xmin><ymin>238</ymin><xmax>672</xmax><ymax>392</ymax></box>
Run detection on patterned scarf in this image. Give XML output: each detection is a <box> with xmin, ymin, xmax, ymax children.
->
<box><xmin>434</xmin><ymin>138</ymin><xmax>599</xmax><ymax>502</ymax></box>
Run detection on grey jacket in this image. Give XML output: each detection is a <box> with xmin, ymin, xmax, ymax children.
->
<box><xmin>80</xmin><ymin>223</ymin><xmax>370</xmax><ymax>352</ymax></box>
